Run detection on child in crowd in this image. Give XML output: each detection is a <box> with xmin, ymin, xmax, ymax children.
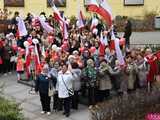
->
<box><xmin>16</xmin><ymin>54</ymin><xmax>25</xmax><ymax>81</ymax></box>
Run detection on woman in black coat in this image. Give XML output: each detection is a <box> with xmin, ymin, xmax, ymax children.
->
<box><xmin>35</xmin><ymin>64</ymin><xmax>51</xmax><ymax>115</ymax></box>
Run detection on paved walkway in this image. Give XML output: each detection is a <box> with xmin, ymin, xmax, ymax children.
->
<box><xmin>0</xmin><ymin>73</ymin><xmax>90</xmax><ymax>120</ymax></box>
<box><xmin>118</xmin><ymin>31</ymin><xmax>160</xmax><ymax>44</ymax></box>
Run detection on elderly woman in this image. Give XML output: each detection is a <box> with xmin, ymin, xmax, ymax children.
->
<box><xmin>57</xmin><ymin>63</ymin><xmax>74</xmax><ymax>117</ymax></box>
<box><xmin>97</xmin><ymin>60</ymin><xmax>120</xmax><ymax>102</ymax></box>
<box><xmin>35</xmin><ymin>64</ymin><xmax>51</xmax><ymax>115</ymax></box>
<box><xmin>82</xmin><ymin>59</ymin><xmax>97</xmax><ymax>107</ymax></box>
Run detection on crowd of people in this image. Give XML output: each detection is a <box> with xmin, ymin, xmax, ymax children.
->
<box><xmin>0</xmin><ymin>11</ymin><xmax>160</xmax><ymax>117</ymax></box>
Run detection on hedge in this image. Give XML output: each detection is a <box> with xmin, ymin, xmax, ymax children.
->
<box><xmin>90</xmin><ymin>88</ymin><xmax>160</xmax><ymax>120</ymax></box>
<box><xmin>0</xmin><ymin>97</ymin><xmax>24</xmax><ymax>120</ymax></box>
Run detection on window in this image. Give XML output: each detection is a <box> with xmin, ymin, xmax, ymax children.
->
<box><xmin>124</xmin><ymin>0</ymin><xmax>144</xmax><ymax>6</ymax></box>
<box><xmin>47</xmin><ymin>0</ymin><xmax>66</xmax><ymax>7</ymax></box>
<box><xmin>4</xmin><ymin>0</ymin><xmax>24</xmax><ymax>7</ymax></box>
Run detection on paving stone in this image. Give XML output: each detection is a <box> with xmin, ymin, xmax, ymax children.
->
<box><xmin>22</xmin><ymin>110</ymin><xmax>38</xmax><ymax>120</ymax></box>
<box><xmin>54</xmin><ymin>117</ymin><xmax>73</xmax><ymax>120</ymax></box>
<box><xmin>34</xmin><ymin>118</ymin><xmax>52</xmax><ymax>120</ymax></box>
<box><xmin>27</xmin><ymin>95</ymin><xmax>41</xmax><ymax>106</ymax></box>
<box><xmin>20</xmin><ymin>102</ymin><xmax>41</xmax><ymax>113</ymax></box>
<box><xmin>10</xmin><ymin>89</ymin><xmax>36</xmax><ymax>101</ymax></box>
<box><xmin>4</xmin><ymin>84</ymin><xmax>28</xmax><ymax>95</ymax></box>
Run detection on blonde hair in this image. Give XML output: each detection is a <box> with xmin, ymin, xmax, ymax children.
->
<box><xmin>87</xmin><ymin>59</ymin><xmax>94</xmax><ymax>66</ymax></box>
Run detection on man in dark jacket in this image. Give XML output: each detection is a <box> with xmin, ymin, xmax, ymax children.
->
<box><xmin>124</xmin><ymin>19</ymin><xmax>132</xmax><ymax>49</ymax></box>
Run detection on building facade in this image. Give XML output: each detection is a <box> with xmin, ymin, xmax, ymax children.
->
<box><xmin>0</xmin><ymin>0</ymin><xmax>160</xmax><ymax>19</ymax></box>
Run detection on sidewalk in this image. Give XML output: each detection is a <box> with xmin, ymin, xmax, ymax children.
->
<box><xmin>0</xmin><ymin>73</ymin><xmax>90</xmax><ymax>120</ymax></box>
<box><xmin>118</xmin><ymin>31</ymin><xmax>160</xmax><ymax>44</ymax></box>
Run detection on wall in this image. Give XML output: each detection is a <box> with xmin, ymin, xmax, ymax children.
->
<box><xmin>0</xmin><ymin>0</ymin><xmax>160</xmax><ymax>19</ymax></box>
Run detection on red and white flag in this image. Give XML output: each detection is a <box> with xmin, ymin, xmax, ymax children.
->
<box><xmin>49</xmin><ymin>0</ymin><xmax>68</xmax><ymax>40</ymax></box>
<box><xmin>63</xmin><ymin>21</ymin><xmax>68</xmax><ymax>40</ymax></box>
<box><xmin>87</xmin><ymin>0</ymin><xmax>113</xmax><ymax>26</ymax></box>
<box><xmin>16</xmin><ymin>17</ymin><xmax>28</xmax><ymax>36</ymax></box>
<box><xmin>24</xmin><ymin>41</ymin><xmax>31</xmax><ymax>79</ymax></box>
<box><xmin>77</xmin><ymin>10</ymin><xmax>85</xmax><ymax>29</ymax></box>
<box><xmin>99</xmin><ymin>42</ymin><xmax>106</xmax><ymax>56</ymax></box>
<box><xmin>98</xmin><ymin>32</ymin><xmax>108</xmax><ymax>56</ymax></box>
<box><xmin>38</xmin><ymin>17</ymin><xmax>53</xmax><ymax>33</ymax></box>
<box><xmin>90</xmin><ymin>17</ymin><xmax>98</xmax><ymax>33</ymax></box>
<box><xmin>100</xmin><ymin>32</ymin><xmax>108</xmax><ymax>46</ymax></box>
<box><xmin>32</xmin><ymin>39</ymin><xmax>41</xmax><ymax>74</ymax></box>
<box><xmin>87</xmin><ymin>0</ymin><xmax>100</xmax><ymax>14</ymax></box>
<box><xmin>34</xmin><ymin>45</ymin><xmax>40</xmax><ymax>72</ymax></box>
<box><xmin>52</xmin><ymin>4</ymin><xmax>65</xmax><ymax>23</ymax></box>
<box><xmin>111</xmin><ymin>30</ymin><xmax>125</xmax><ymax>65</ymax></box>
<box><xmin>98</xmin><ymin>0</ymin><xmax>113</xmax><ymax>26</ymax></box>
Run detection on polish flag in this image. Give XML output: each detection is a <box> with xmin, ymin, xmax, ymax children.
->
<box><xmin>111</xmin><ymin>30</ymin><xmax>125</xmax><ymax>65</ymax></box>
<box><xmin>49</xmin><ymin>0</ymin><xmax>68</xmax><ymax>40</ymax></box>
<box><xmin>98</xmin><ymin>0</ymin><xmax>113</xmax><ymax>26</ymax></box>
<box><xmin>32</xmin><ymin>39</ymin><xmax>41</xmax><ymax>74</ymax></box>
<box><xmin>24</xmin><ymin>41</ymin><xmax>31</xmax><ymax>79</ymax></box>
<box><xmin>99</xmin><ymin>42</ymin><xmax>106</xmax><ymax>56</ymax></box>
<box><xmin>87</xmin><ymin>0</ymin><xmax>100</xmax><ymax>14</ymax></box>
<box><xmin>63</xmin><ymin>21</ymin><xmax>68</xmax><ymax>40</ymax></box>
<box><xmin>77</xmin><ymin>10</ymin><xmax>85</xmax><ymax>29</ymax></box>
<box><xmin>51</xmin><ymin>3</ymin><xmax>65</xmax><ymax>22</ymax></box>
<box><xmin>90</xmin><ymin>17</ymin><xmax>98</xmax><ymax>32</ymax></box>
<box><xmin>16</xmin><ymin>17</ymin><xmax>28</xmax><ymax>37</ymax></box>
<box><xmin>38</xmin><ymin>17</ymin><xmax>53</xmax><ymax>33</ymax></box>
<box><xmin>100</xmin><ymin>32</ymin><xmax>108</xmax><ymax>46</ymax></box>
<box><xmin>87</xmin><ymin>0</ymin><xmax>113</xmax><ymax>26</ymax></box>
<box><xmin>98</xmin><ymin>32</ymin><xmax>107</xmax><ymax>56</ymax></box>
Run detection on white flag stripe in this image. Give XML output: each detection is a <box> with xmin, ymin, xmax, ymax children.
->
<box><xmin>99</xmin><ymin>0</ymin><xmax>113</xmax><ymax>20</ymax></box>
<box><xmin>38</xmin><ymin>17</ymin><xmax>53</xmax><ymax>33</ymax></box>
<box><xmin>112</xmin><ymin>31</ymin><xmax>125</xmax><ymax>65</ymax></box>
<box><xmin>35</xmin><ymin>44</ymin><xmax>40</xmax><ymax>64</ymax></box>
<box><xmin>77</xmin><ymin>10</ymin><xmax>84</xmax><ymax>28</ymax></box>
<box><xmin>16</xmin><ymin>17</ymin><xmax>28</xmax><ymax>36</ymax></box>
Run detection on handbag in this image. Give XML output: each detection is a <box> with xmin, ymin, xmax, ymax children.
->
<box><xmin>61</xmin><ymin>76</ymin><xmax>74</xmax><ymax>96</ymax></box>
<box><xmin>48</xmin><ymin>80</ymin><xmax>55</xmax><ymax>96</ymax></box>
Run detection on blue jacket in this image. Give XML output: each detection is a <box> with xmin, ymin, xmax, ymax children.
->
<box><xmin>35</xmin><ymin>74</ymin><xmax>49</xmax><ymax>94</ymax></box>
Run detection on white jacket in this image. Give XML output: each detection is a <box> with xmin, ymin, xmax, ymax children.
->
<box><xmin>57</xmin><ymin>70</ymin><xmax>73</xmax><ymax>98</ymax></box>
